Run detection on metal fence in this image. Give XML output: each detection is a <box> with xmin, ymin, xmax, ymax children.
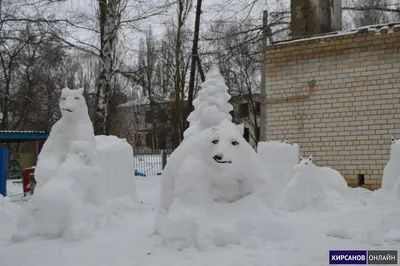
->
<box><xmin>134</xmin><ymin>149</ymin><xmax>173</xmax><ymax>176</ymax></box>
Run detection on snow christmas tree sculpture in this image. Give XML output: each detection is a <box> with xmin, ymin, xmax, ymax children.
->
<box><xmin>183</xmin><ymin>65</ymin><xmax>234</xmax><ymax>139</ymax></box>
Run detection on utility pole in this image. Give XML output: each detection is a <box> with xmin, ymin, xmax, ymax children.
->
<box><xmin>259</xmin><ymin>10</ymin><xmax>268</xmax><ymax>141</ymax></box>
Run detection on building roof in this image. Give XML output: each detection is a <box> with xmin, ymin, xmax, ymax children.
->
<box><xmin>0</xmin><ymin>131</ymin><xmax>49</xmax><ymax>142</ymax></box>
<box><xmin>272</xmin><ymin>22</ymin><xmax>400</xmax><ymax>46</ymax></box>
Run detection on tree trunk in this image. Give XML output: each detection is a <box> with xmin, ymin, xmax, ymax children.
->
<box><xmin>172</xmin><ymin>7</ymin><xmax>184</xmax><ymax>148</ymax></box>
<box><xmin>185</xmin><ymin>0</ymin><xmax>202</xmax><ymax>129</ymax></box>
<box><xmin>95</xmin><ymin>0</ymin><xmax>119</xmax><ymax>135</ymax></box>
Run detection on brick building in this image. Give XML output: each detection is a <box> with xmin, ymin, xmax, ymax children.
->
<box><xmin>265</xmin><ymin>23</ymin><xmax>400</xmax><ymax>189</ymax></box>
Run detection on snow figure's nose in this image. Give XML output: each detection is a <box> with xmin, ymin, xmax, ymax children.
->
<box><xmin>214</xmin><ymin>154</ymin><xmax>223</xmax><ymax>161</ymax></box>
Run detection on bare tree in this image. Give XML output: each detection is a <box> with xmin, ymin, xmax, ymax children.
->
<box><xmin>343</xmin><ymin>0</ymin><xmax>400</xmax><ymax>27</ymax></box>
<box><xmin>186</xmin><ymin>0</ymin><xmax>203</xmax><ymax>127</ymax></box>
<box><xmin>170</xmin><ymin>0</ymin><xmax>192</xmax><ymax>147</ymax></box>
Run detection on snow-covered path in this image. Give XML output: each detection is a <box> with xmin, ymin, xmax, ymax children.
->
<box><xmin>1</xmin><ymin>176</ymin><xmax>400</xmax><ymax>266</ymax></box>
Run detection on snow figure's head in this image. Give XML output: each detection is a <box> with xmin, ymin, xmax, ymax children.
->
<box><xmin>390</xmin><ymin>136</ymin><xmax>400</xmax><ymax>158</ymax></box>
<box><xmin>59</xmin><ymin>88</ymin><xmax>88</xmax><ymax>119</ymax></box>
<box><xmin>294</xmin><ymin>155</ymin><xmax>316</xmax><ymax>174</ymax></box>
<box><xmin>203</xmin><ymin>119</ymin><xmax>250</xmax><ymax>170</ymax></box>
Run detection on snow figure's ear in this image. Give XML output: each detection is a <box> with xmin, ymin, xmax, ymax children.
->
<box><xmin>61</xmin><ymin>87</ymin><xmax>70</xmax><ymax>94</ymax></box>
<box><xmin>284</xmin><ymin>140</ymin><xmax>288</xmax><ymax>143</ymax></box>
<box><xmin>236</xmin><ymin>123</ymin><xmax>244</xmax><ymax>135</ymax></box>
<box><xmin>300</xmin><ymin>155</ymin><xmax>304</xmax><ymax>160</ymax></box>
<box><xmin>77</xmin><ymin>88</ymin><xmax>84</xmax><ymax>95</ymax></box>
<box><xmin>391</xmin><ymin>136</ymin><xmax>396</xmax><ymax>144</ymax></box>
<box><xmin>309</xmin><ymin>155</ymin><xmax>313</xmax><ymax>162</ymax></box>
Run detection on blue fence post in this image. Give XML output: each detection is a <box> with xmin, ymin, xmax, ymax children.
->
<box><xmin>0</xmin><ymin>148</ymin><xmax>8</xmax><ymax>196</ymax></box>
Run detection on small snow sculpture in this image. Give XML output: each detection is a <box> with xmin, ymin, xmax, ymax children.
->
<box><xmin>381</xmin><ymin>137</ymin><xmax>400</xmax><ymax>191</ymax></box>
<box><xmin>183</xmin><ymin>65</ymin><xmax>233</xmax><ymax>139</ymax></box>
<box><xmin>277</xmin><ymin>154</ymin><xmax>350</xmax><ymax>212</ymax></box>
<box><xmin>35</xmin><ymin>88</ymin><xmax>96</xmax><ymax>187</ymax></box>
<box><xmin>277</xmin><ymin>155</ymin><xmax>328</xmax><ymax>212</ymax></box>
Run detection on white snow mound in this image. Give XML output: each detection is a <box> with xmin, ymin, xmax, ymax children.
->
<box><xmin>257</xmin><ymin>140</ymin><xmax>299</xmax><ymax>207</ymax></box>
<box><xmin>96</xmin><ymin>135</ymin><xmax>139</xmax><ymax>204</ymax></box>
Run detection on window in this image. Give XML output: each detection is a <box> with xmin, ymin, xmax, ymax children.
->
<box><xmin>358</xmin><ymin>174</ymin><xmax>365</xmax><ymax>186</ymax></box>
<box><xmin>145</xmin><ymin>111</ymin><xmax>152</xmax><ymax>123</ymax></box>
<box><xmin>145</xmin><ymin>133</ymin><xmax>153</xmax><ymax>148</ymax></box>
<box><xmin>255</xmin><ymin>102</ymin><xmax>261</xmax><ymax>116</ymax></box>
<box><xmin>243</xmin><ymin>127</ymin><xmax>250</xmax><ymax>142</ymax></box>
<box><xmin>158</xmin><ymin>109</ymin><xmax>167</xmax><ymax>121</ymax></box>
<box><xmin>238</xmin><ymin>103</ymin><xmax>249</xmax><ymax>118</ymax></box>
<box><xmin>256</xmin><ymin>126</ymin><xmax>260</xmax><ymax>141</ymax></box>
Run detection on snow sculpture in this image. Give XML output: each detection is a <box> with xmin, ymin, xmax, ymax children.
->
<box><xmin>12</xmin><ymin>88</ymin><xmax>141</xmax><ymax>241</ymax></box>
<box><xmin>381</xmin><ymin>137</ymin><xmax>400</xmax><ymax>191</ymax></box>
<box><xmin>35</xmin><ymin>88</ymin><xmax>96</xmax><ymax>188</ymax></box>
<box><xmin>277</xmin><ymin>155</ymin><xmax>328</xmax><ymax>212</ymax></box>
<box><xmin>277</xmin><ymin>155</ymin><xmax>350</xmax><ymax>211</ymax></box>
<box><xmin>155</xmin><ymin>119</ymin><xmax>266</xmax><ymax>248</ymax></box>
<box><xmin>183</xmin><ymin>65</ymin><xmax>233</xmax><ymax>139</ymax></box>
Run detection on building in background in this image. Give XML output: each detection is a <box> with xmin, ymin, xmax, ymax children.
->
<box><xmin>116</xmin><ymin>94</ymin><xmax>262</xmax><ymax>150</ymax></box>
<box><xmin>264</xmin><ymin>23</ymin><xmax>400</xmax><ymax>189</ymax></box>
<box><xmin>230</xmin><ymin>94</ymin><xmax>261</xmax><ymax>148</ymax></box>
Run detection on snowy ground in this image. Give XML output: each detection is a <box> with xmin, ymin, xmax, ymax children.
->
<box><xmin>1</xmin><ymin>176</ymin><xmax>400</xmax><ymax>266</ymax></box>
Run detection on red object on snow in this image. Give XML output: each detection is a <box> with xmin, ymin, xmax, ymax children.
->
<box><xmin>22</xmin><ymin>167</ymin><xmax>35</xmax><ymax>194</ymax></box>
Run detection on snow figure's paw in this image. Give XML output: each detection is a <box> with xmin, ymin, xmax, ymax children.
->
<box><xmin>70</xmin><ymin>140</ymin><xmax>94</xmax><ymax>165</ymax></box>
<box><xmin>34</xmin><ymin>156</ymin><xmax>60</xmax><ymax>187</ymax></box>
<box><xmin>196</xmin><ymin>225</ymin><xmax>215</xmax><ymax>251</ymax></box>
<box><xmin>168</xmin><ymin>240</ymin><xmax>188</xmax><ymax>251</ymax></box>
<box><xmin>162</xmin><ymin>215</ymin><xmax>198</xmax><ymax>250</ymax></box>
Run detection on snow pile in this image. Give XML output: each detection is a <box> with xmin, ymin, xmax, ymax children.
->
<box><xmin>162</xmin><ymin>193</ymin><xmax>292</xmax><ymax>250</ymax></box>
<box><xmin>381</xmin><ymin>137</ymin><xmax>400</xmax><ymax>193</ymax></box>
<box><xmin>183</xmin><ymin>65</ymin><xmax>233</xmax><ymax>139</ymax></box>
<box><xmin>257</xmin><ymin>140</ymin><xmax>299</xmax><ymax>206</ymax></box>
<box><xmin>12</xmin><ymin>88</ymin><xmax>140</xmax><ymax>242</ymax></box>
<box><xmin>156</xmin><ymin>119</ymin><xmax>270</xmax><ymax>249</ymax></box>
<box><xmin>277</xmin><ymin>155</ymin><xmax>350</xmax><ymax>212</ymax></box>
<box><xmin>0</xmin><ymin>195</ymin><xmax>20</xmax><ymax>224</ymax></box>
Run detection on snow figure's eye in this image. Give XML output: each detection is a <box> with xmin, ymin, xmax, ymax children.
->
<box><xmin>231</xmin><ymin>141</ymin><xmax>239</xmax><ymax>146</ymax></box>
<box><xmin>61</xmin><ymin>97</ymin><xmax>66</xmax><ymax>101</ymax></box>
<box><xmin>212</xmin><ymin>140</ymin><xmax>219</xmax><ymax>144</ymax></box>
<box><xmin>75</xmin><ymin>97</ymin><xmax>80</xmax><ymax>100</ymax></box>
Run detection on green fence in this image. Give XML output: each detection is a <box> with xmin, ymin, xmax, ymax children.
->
<box><xmin>134</xmin><ymin>149</ymin><xmax>173</xmax><ymax>176</ymax></box>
